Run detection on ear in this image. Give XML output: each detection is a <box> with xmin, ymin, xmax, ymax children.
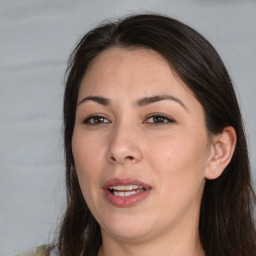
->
<box><xmin>205</xmin><ymin>126</ymin><xmax>237</xmax><ymax>180</ymax></box>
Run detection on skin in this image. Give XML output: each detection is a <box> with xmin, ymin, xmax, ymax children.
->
<box><xmin>72</xmin><ymin>47</ymin><xmax>236</xmax><ymax>256</ymax></box>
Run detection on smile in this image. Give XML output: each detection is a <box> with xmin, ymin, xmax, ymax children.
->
<box><xmin>104</xmin><ymin>178</ymin><xmax>152</xmax><ymax>207</ymax></box>
<box><xmin>108</xmin><ymin>185</ymin><xmax>147</xmax><ymax>197</ymax></box>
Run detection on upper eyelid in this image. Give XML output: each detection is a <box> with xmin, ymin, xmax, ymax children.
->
<box><xmin>81</xmin><ymin>113</ymin><xmax>175</xmax><ymax>124</ymax></box>
<box><xmin>144</xmin><ymin>113</ymin><xmax>175</xmax><ymax>121</ymax></box>
<box><xmin>84</xmin><ymin>113</ymin><xmax>107</xmax><ymax>119</ymax></box>
<box><xmin>82</xmin><ymin>114</ymin><xmax>111</xmax><ymax>123</ymax></box>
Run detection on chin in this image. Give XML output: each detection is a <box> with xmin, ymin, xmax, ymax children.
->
<box><xmin>99</xmin><ymin>213</ymin><xmax>154</xmax><ymax>242</ymax></box>
<box><xmin>104</xmin><ymin>226</ymin><xmax>152</xmax><ymax>243</ymax></box>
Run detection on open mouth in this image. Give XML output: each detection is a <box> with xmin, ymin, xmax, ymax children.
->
<box><xmin>108</xmin><ymin>185</ymin><xmax>147</xmax><ymax>197</ymax></box>
<box><xmin>104</xmin><ymin>178</ymin><xmax>152</xmax><ymax>207</ymax></box>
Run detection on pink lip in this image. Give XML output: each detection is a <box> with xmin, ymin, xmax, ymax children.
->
<box><xmin>103</xmin><ymin>177</ymin><xmax>152</xmax><ymax>208</ymax></box>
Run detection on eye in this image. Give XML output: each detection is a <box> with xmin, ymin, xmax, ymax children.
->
<box><xmin>83</xmin><ymin>115</ymin><xmax>111</xmax><ymax>125</ymax></box>
<box><xmin>144</xmin><ymin>114</ymin><xmax>175</xmax><ymax>125</ymax></box>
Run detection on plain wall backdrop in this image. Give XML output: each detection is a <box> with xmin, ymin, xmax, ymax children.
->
<box><xmin>0</xmin><ymin>0</ymin><xmax>255</xmax><ymax>255</ymax></box>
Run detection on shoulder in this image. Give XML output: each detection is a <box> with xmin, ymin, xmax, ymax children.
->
<box><xmin>11</xmin><ymin>244</ymin><xmax>48</xmax><ymax>256</ymax></box>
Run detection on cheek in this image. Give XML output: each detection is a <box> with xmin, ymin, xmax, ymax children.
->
<box><xmin>71</xmin><ymin>131</ymin><xmax>106</xmax><ymax>197</ymax></box>
<box><xmin>148</xmin><ymin>137</ymin><xmax>208</xmax><ymax>218</ymax></box>
<box><xmin>146</xmin><ymin>132</ymin><xmax>209</xmax><ymax>189</ymax></box>
<box><xmin>72</xmin><ymin>128</ymin><xmax>106</xmax><ymax>169</ymax></box>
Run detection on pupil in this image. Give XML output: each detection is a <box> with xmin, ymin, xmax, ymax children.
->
<box><xmin>95</xmin><ymin>117</ymin><xmax>104</xmax><ymax>123</ymax></box>
<box><xmin>154</xmin><ymin>116</ymin><xmax>164</xmax><ymax>123</ymax></box>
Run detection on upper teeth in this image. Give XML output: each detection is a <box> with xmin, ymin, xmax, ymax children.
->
<box><xmin>109</xmin><ymin>185</ymin><xmax>143</xmax><ymax>191</ymax></box>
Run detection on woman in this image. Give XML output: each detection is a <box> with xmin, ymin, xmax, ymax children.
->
<box><xmin>48</xmin><ymin>14</ymin><xmax>256</xmax><ymax>256</ymax></box>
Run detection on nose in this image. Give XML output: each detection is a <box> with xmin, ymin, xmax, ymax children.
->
<box><xmin>106</xmin><ymin>124</ymin><xmax>143</xmax><ymax>165</ymax></box>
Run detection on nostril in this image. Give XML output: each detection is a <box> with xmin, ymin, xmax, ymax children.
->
<box><xmin>109</xmin><ymin>155</ymin><xmax>134</xmax><ymax>163</ymax></box>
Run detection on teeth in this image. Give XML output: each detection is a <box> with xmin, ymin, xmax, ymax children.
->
<box><xmin>109</xmin><ymin>185</ymin><xmax>143</xmax><ymax>191</ymax></box>
<box><xmin>113</xmin><ymin>191</ymin><xmax>137</xmax><ymax>197</ymax></box>
<box><xmin>108</xmin><ymin>184</ymin><xmax>147</xmax><ymax>197</ymax></box>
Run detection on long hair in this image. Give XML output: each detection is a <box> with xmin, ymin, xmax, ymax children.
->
<box><xmin>50</xmin><ymin>14</ymin><xmax>256</xmax><ymax>256</ymax></box>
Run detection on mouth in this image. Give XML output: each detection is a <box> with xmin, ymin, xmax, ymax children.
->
<box><xmin>103</xmin><ymin>178</ymin><xmax>152</xmax><ymax>207</ymax></box>
<box><xmin>108</xmin><ymin>185</ymin><xmax>148</xmax><ymax>197</ymax></box>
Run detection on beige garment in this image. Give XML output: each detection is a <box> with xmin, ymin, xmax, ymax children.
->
<box><xmin>12</xmin><ymin>245</ymin><xmax>47</xmax><ymax>256</ymax></box>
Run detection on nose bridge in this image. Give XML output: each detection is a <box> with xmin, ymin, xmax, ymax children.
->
<box><xmin>107</xmin><ymin>117</ymin><xmax>142</xmax><ymax>164</ymax></box>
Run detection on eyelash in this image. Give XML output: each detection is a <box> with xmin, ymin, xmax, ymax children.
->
<box><xmin>82</xmin><ymin>114</ymin><xmax>175</xmax><ymax>126</ymax></box>
<box><xmin>144</xmin><ymin>113</ymin><xmax>175</xmax><ymax>125</ymax></box>
<box><xmin>83</xmin><ymin>114</ymin><xmax>111</xmax><ymax>125</ymax></box>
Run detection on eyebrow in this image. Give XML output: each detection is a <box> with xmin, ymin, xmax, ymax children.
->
<box><xmin>77</xmin><ymin>94</ymin><xmax>188</xmax><ymax>111</ymax></box>
<box><xmin>77</xmin><ymin>96</ymin><xmax>110</xmax><ymax>106</ymax></box>
<box><xmin>137</xmin><ymin>94</ymin><xmax>188</xmax><ymax>111</ymax></box>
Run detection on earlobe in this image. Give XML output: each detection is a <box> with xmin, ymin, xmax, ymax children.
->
<box><xmin>205</xmin><ymin>126</ymin><xmax>237</xmax><ymax>180</ymax></box>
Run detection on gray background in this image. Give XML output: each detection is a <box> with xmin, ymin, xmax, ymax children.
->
<box><xmin>0</xmin><ymin>0</ymin><xmax>255</xmax><ymax>255</ymax></box>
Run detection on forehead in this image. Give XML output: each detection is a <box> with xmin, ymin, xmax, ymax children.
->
<box><xmin>85</xmin><ymin>47</ymin><xmax>170</xmax><ymax>82</ymax></box>
<box><xmin>78</xmin><ymin>47</ymin><xmax>206</xmax><ymax>124</ymax></box>
<box><xmin>80</xmin><ymin>47</ymin><xmax>192</xmax><ymax>97</ymax></box>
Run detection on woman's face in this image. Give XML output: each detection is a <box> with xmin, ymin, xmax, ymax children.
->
<box><xmin>72</xmin><ymin>47</ymin><xmax>214</xmax><ymax>243</ymax></box>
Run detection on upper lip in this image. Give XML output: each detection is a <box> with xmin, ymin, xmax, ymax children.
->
<box><xmin>103</xmin><ymin>177</ymin><xmax>152</xmax><ymax>190</ymax></box>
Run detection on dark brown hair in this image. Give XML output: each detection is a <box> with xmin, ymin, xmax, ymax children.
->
<box><xmin>49</xmin><ymin>14</ymin><xmax>256</xmax><ymax>256</ymax></box>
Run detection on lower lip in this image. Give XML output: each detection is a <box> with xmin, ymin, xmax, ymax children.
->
<box><xmin>104</xmin><ymin>189</ymin><xmax>151</xmax><ymax>207</ymax></box>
